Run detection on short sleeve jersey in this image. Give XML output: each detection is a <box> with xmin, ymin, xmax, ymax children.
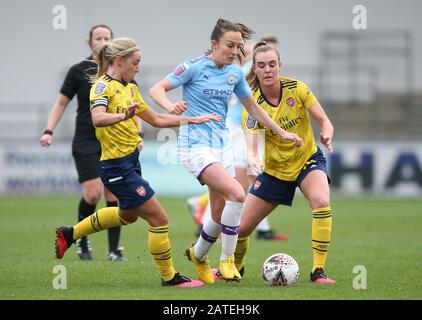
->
<box><xmin>166</xmin><ymin>55</ymin><xmax>251</xmax><ymax>149</ymax></box>
<box><xmin>90</xmin><ymin>74</ymin><xmax>148</xmax><ymax>161</ymax></box>
<box><xmin>60</xmin><ymin>57</ymin><xmax>98</xmax><ymax>137</ymax></box>
<box><xmin>242</xmin><ymin>77</ymin><xmax>318</xmax><ymax>181</ymax></box>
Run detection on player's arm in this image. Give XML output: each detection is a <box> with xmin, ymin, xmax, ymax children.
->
<box><xmin>91</xmin><ymin>103</ymin><xmax>138</xmax><ymax>127</ymax></box>
<box><xmin>149</xmin><ymin>79</ymin><xmax>187</xmax><ymax>115</ymax></box>
<box><xmin>39</xmin><ymin>93</ymin><xmax>70</xmax><ymax>147</ymax></box>
<box><xmin>135</xmin><ymin>116</ymin><xmax>144</xmax><ymax>151</ymax></box>
<box><xmin>245</xmin><ymin>131</ymin><xmax>263</xmax><ymax>176</ymax></box>
<box><xmin>240</xmin><ymin>95</ymin><xmax>303</xmax><ymax>147</ymax></box>
<box><xmin>136</xmin><ymin>107</ymin><xmax>220</xmax><ymax>128</ymax></box>
<box><xmin>308</xmin><ymin>102</ymin><xmax>334</xmax><ymax>153</ymax></box>
<box><xmin>242</xmin><ymin>108</ymin><xmax>262</xmax><ymax>176</ymax></box>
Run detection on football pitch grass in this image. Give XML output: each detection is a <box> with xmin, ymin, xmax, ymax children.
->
<box><xmin>0</xmin><ymin>195</ymin><xmax>421</xmax><ymax>300</ymax></box>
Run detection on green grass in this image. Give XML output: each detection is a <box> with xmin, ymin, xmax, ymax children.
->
<box><xmin>0</xmin><ymin>195</ymin><xmax>421</xmax><ymax>300</ymax></box>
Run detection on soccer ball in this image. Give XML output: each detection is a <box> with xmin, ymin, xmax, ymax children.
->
<box><xmin>261</xmin><ymin>253</ymin><xmax>300</xmax><ymax>286</ymax></box>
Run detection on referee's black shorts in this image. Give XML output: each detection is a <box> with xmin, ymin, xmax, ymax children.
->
<box><xmin>72</xmin><ymin>136</ymin><xmax>102</xmax><ymax>183</ymax></box>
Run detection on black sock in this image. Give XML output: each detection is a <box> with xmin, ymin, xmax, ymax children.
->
<box><xmin>78</xmin><ymin>198</ymin><xmax>97</xmax><ymax>246</ymax></box>
<box><xmin>106</xmin><ymin>201</ymin><xmax>121</xmax><ymax>251</ymax></box>
<box><xmin>78</xmin><ymin>198</ymin><xmax>97</xmax><ymax>221</ymax></box>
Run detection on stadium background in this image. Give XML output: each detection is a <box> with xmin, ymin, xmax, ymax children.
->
<box><xmin>0</xmin><ymin>0</ymin><xmax>421</xmax><ymax>301</ymax></box>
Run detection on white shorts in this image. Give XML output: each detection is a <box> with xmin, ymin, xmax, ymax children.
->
<box><xmin>178</xmin><ymin>146</ymin><xmax>235</xmax><ymax>184</ymax></box>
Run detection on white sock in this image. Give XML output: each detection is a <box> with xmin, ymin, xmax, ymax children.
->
<box><xmin>194</xmin><ymin>218</ymin><xmax>221</xmax><ymax>260</ymax></box>
<box><xmin>256</xmin><ymin>217</ymin><xmax>271</xmax><ymax>232</ymax></box>
<box><xmin>220</xmin><ymin>201</ymin><xmax>244</xmax><ymax>260</ymax></box>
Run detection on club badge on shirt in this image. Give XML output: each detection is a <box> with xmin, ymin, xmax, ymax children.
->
<box><xmin>173</xmin><ymin>63</ymin><xmax>189</xmax><ymax>77</ymax></box>
<box><xmin>245</xmin><ymin>114</ymin><xmax>257</xmax><ymax>130</ymax></box>
<box><xmin>228</xmin><ymin>74</ymin><xmax>237</xmax><ymax>85</ymax></box>
<box><xmin>94</xmin><ymin>81</ymin><xmax>107</xmax><ymax>95</ymax></box>
<box><xmin>286</xmin><ymin>97</ymin><xmax>295</xmax><ymax>107</ymax></box>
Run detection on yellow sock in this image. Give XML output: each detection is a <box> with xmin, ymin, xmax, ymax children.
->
<box><xmin>234</xmin><ymin>236</ymin><xmax>249</xmax><ymax>271</ymax></box>
<box><xmin>198</xmin><ymin>192</ymin><xmax>210</xmax><ymax>210</ymax></box>
<box><xmin>73</xmin><ymin>207</ymin><xmax>130</xmax><ymax>240</ymax></box>
<box><xmin>312</xmin><ymin>207</ymin><xmax>332</xmax><ymax>272</ymax></box>
<box><xmin>149</xmin><ymin>225</ymin><xmax>176</xmax><ymax>282</ymax></box>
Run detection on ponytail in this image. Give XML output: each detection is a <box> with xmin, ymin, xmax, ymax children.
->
<box><xmin>92</xmin><ymin>37</ymin><xmax>139</xmax><ymax>82</ymax></box>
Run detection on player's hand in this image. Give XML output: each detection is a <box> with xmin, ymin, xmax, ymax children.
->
<box><xmin>124</xmin><ymin>103</ymin><xmax>139</xmax><ymax>120</ymax></box>
<box><xmin>169</xmin><ymin>101</ymin><xmax>188</xmax><ymax>115</ymax></box>
<box><xmin>280</xmin><ymin>132</ymin><xmax>302</xmax><ymax>148</ymax></box>
<box><xmin>320</xmin><ymin>132</ymin><xmax>333</xmax><ymax>153</ymax></box>
<box><xmin>189</xmin><ymin>114</ymin><xmax>221</xmax><ymax>124</ymax></box>
<box><xmin>247</xmin><ymin>156</ymin><xmax>263</xmax><ymax>177</ymax></box>
<box><xmin>137</xmin><ymin>140</ymin><xmax>144</xmax><ymax>152</ymax></box>
<box><xmin>40</xmin><ymin>134</ymin><xmax>53</xmax><ymax>148</ymax></box>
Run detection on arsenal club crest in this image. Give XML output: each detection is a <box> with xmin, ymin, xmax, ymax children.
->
<box><xmin>286</xmin><ymin>97</ymin><xmax>295</xmax><ymax>107</ymax></box>
<box><xmin>136</xmin><ymin>186</ymin><xmax>146</xmax><ymax>197</ymax></box>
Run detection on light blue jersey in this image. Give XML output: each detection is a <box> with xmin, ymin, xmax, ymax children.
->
<box><xmin>226</xmin><ymin>61</ymin><xmax>253</xmax><ymax>127</ymax></box>
<box><xmin>167</xmin><ymin>55</ymin><xmax>251</xmax><ymax>149</ymax></box>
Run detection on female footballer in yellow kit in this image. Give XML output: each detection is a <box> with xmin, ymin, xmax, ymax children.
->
<box><xmin>235</xmin><ymin>41</ymin><xmax>336</xmax><ymax>283</ymax></box>
<box><xmin>55</xmin><ymin>37</ymin><xmax>220</xmax><ymax>287</ymax></box>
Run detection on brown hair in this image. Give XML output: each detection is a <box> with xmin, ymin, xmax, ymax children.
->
<box><xmin>94</xmin><ymin>37</ymin><xmax>139</xmax><ymax>81</ymax></box>
<box><xmin>259</xmin><ymin>35</ymin><xmax>279</xmax><ymax>47</ymax></box>
<box><xmin>88</xmin><ymin>24</ymin><xmax>114</xmax><ymax>46</ymax></box>
<box><xmin>207</xmin><ymin>18</ymin><xmax>255</xmax><ymax>59</ymax></box>
<box><xmin>246</xmin><ymin>41</ymin><xmax>281</xmax><ymax>91</ymax></box>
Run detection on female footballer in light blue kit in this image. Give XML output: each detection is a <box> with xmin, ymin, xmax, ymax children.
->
<box><xmin>149</xmin><ymin>18</ymin><xmax>302</xmax><ymax>283</ymax></box>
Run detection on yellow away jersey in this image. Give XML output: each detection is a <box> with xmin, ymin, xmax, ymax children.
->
<box><xmin>90</xmin><ymin>74</ymin><xmax>149</xmax><ymax>160</ymax></box>
<box><xmin>242</xmin><ymin>77</ymin><xmax>318</xmax><ymax>181</ymax></box>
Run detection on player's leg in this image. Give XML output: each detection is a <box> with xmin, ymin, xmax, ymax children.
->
<box><xmin>300</xmin><ymin>169</ymin><xmax>335</xmax><ymax>284</ymax></box>
<box><xmin>104</xmin><ymin>187</ymin><xmax>126</xmax><ymax>261</ymax></box>
<box><xmin>186</xmin><ymin>173</ymin><xmax>237</xmax><ymax>284</ymax></box>
<box><xmin>234</xmin><ymin>193</ymin><xmax>278</xmax><ymax>273</ymax></box>
<box><xmin>234</xmin><ymin>171</ymin><xmax>296</xmax><ymax>277</ymax></box>
<box><xmin>55</xmin><ymin>153</ymin><xmax>141</xmax><ymax>260</ymax></box>
<box><xmin>73</xmin><ymin>148</ymin><xmax>103</xmax><ymax>260</ymax></box>
<box><xmin>131</xmin><ymin>196</ymin><xmax>203</xmax><ymax>287</ymax></box>
<box><xmin>55</xmin><ymin>204</ymin><xmax>133</xmax><ymax>260</ymax></box>
<box><xmin>75</xmin><ymin>178</ymin><xmax>102</xmax><ymax>260</ymax></box>
<box><xmin>200</xmin><ymin>163</ymin><xmax>245</xmax><ymax>280</ymax></box>
<box><xmin>247</xmin><ymin>174</ymin><xmax>288</xmax><ymax>241</ymax></box>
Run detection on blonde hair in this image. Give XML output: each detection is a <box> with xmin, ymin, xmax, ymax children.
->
<box><xmin>246</xmin><ymin>41</ymin><xmax>281</xmax><ymax>91</ymax></box>
<box><xmin>94</xmin><ymin>37</ymin><xmax>139</xmax><ymax>81</ymax></box>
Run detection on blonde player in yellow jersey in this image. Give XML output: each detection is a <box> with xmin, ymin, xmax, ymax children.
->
<box><xmin>55</xmin><ymin>37</ymin><xmax>220</xmax><ymax>287</ymax></box>
<box><xmin>234</xmin><ymin>41</ymin><xmax>336</xmax><ymax>283</ymax></box>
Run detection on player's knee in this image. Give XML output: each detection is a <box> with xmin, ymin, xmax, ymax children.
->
<box><xmin>227</xmin><ymin>190</ymin><xmax>245</xmax><ymax>203</ymax></box>
<box><xmin>84</xmin><ymin>191</ymin><xmax>101</xmax><ymax>205</ymax></box>
<box><xmin>119</xmin><ymin>212</ymin><xmax>138</xmax><ymax>224</ymax></box>
<box><xmin>147</xmin><ymin>212</ymin><xmax>168</xmax><ymax>227</ymax></box>
<box><xmin>156</xmin><ymin>214</ymin><xmax>169</xmax><ymax>226</ymax></box>
<box><xmin>311</xmin><ymin>197</ymin><xmax>330</xmax><ymax>211</ymax></box>
<box><xmin>238</xmin><ymin>227</ymin><xmax>252</xmax><ymax>238</ymax></box>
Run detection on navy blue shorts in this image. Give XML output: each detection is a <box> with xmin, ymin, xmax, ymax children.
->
<box><xmin>249</xmin><ymin>147</ymin><xmax>329</xmax><ymax>206</ymax></box>
<box><xmin>99</xmin><ymin>149</ymin><xmax>155</xmax><ymax>210</ymax></box>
